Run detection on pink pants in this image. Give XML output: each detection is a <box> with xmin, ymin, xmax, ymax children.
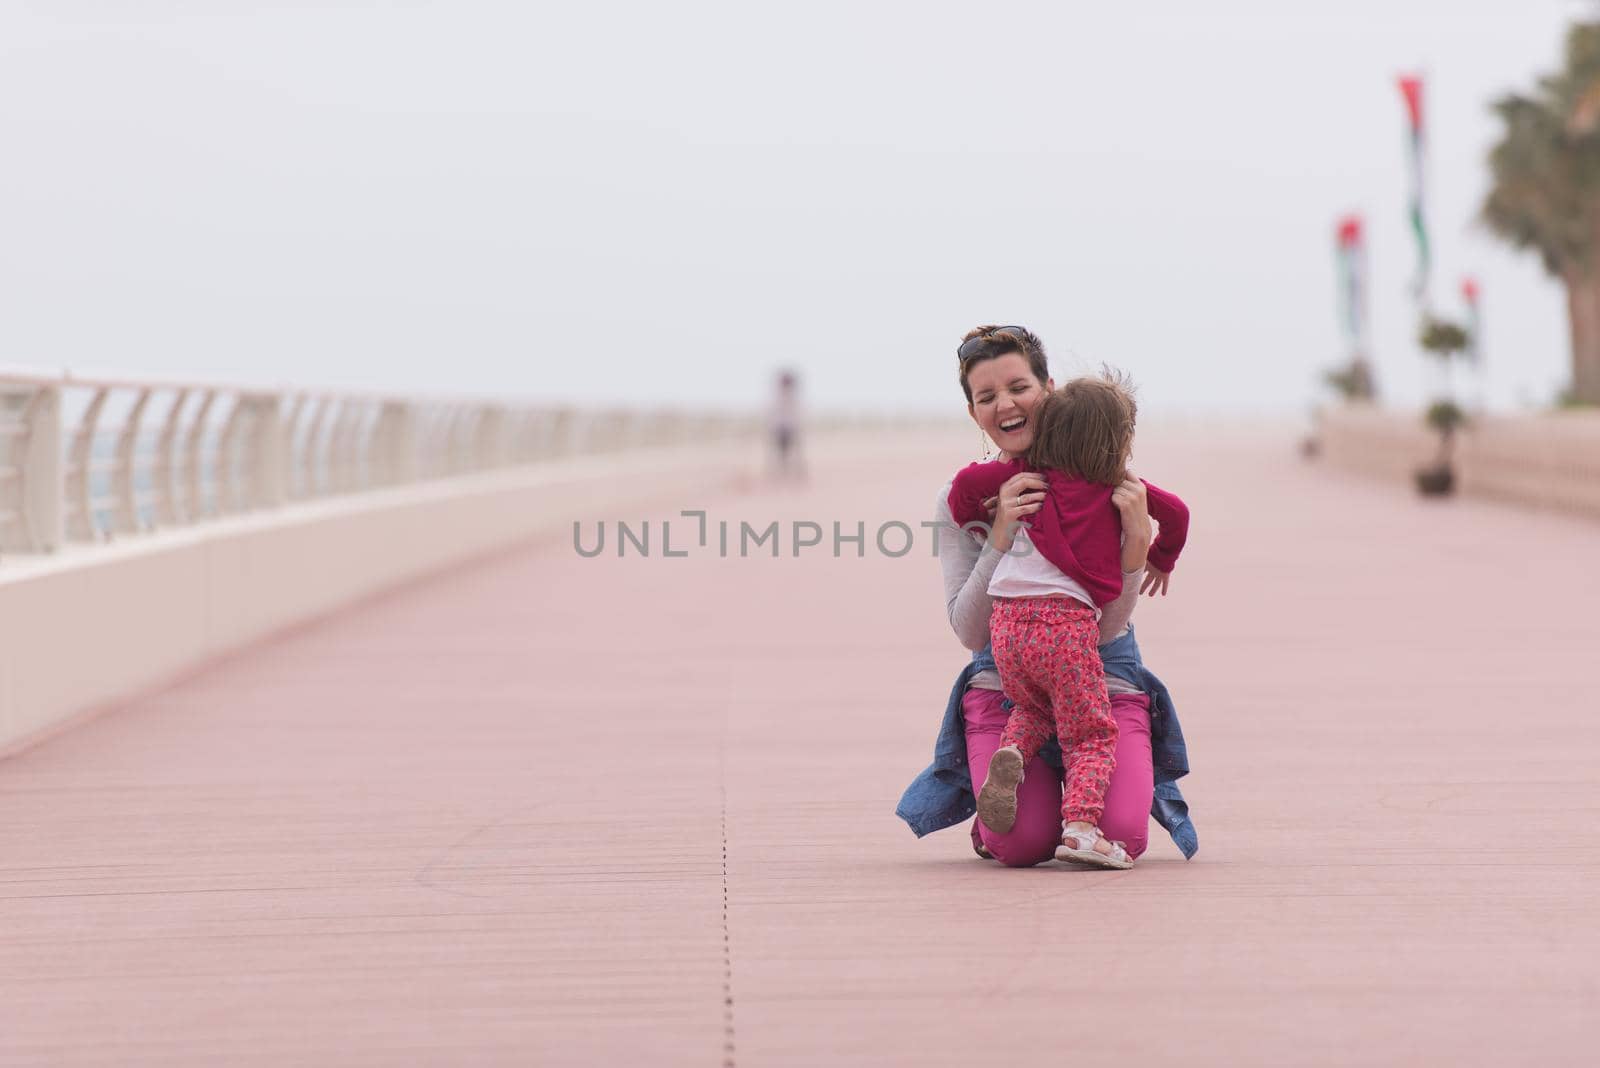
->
<box><xmin>963</xmin><ymin>686</ymin><xmax>1153</xmax><ymax>867</ymax></box>
<box><xmin>990</xmin><ymin>598</ymin><xmax>1117</xmax><ymax>826</ymax></box>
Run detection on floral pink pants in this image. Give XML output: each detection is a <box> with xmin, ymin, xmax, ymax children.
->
<box><xmin>990</xmin><ymin>597</ymin><xmax>1117</xmax><ymax>826</ymax></box>
<box><xmin>964</xmin><ymin>688</ymin><xmax>1152</xmax><ymax>866</ymax></box>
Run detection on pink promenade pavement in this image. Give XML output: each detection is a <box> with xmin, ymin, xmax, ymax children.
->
<box><xmin>0</xmin><ymin>428</ymin><xmax>1596</xmax><ymax>1065</ymax></box>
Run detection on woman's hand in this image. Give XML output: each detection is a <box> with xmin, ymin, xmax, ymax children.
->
<box><xmin>1140</xmin><ymin>567</ymin><xmax>1171</xmax><ymax>597</ymax></box>
<box><xmin>984</xmin><ymin>472</ymin><xmax>1048</xmax><ymax>554</ymax></box>
<box><xmin>1111</xmin><ymin>476</ymin><xmax>1152</xmax><ymax>572</ymax></box>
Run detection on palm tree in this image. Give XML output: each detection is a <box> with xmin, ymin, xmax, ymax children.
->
<box><xmin>1483</xmin><ymin>21</ymin><xmax>1600</xmax><ymax>404</ymax></box>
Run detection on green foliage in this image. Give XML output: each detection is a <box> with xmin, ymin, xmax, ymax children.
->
<box><xmin>1425</xmin><ymin>400</ymin><xmax>1466</xmax><ymax>434</ymax></box>
<box><xmin>1482</xmin><ymin>22</ymin><xmax>1600</xmax><ymax>276</ymax></box>
<box><xmin>1322</xmin><ymin>360</ymin><xmax>1376</xmax><ymax>401</ymax></box>
<box><xmin>1418</xmin><ymin>318</ymin><xmax>1471</xmax><ymax>358</ymax></box>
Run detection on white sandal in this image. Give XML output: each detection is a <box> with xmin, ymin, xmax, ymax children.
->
<box><xmin>1055</xmin><ymin>826</ymin><xmax>1134</xmax><ymax>870</ymax></box>
<box><xmin>975</xmin><ymin>746</ymin><xmax>1025</xmax><ymax>834</ymax></box>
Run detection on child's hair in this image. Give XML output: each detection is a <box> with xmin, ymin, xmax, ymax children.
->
<box><xmin>1025</xmin><ymin>369</ymin><xmax>1138</xmax><ymax>485</ymax></box>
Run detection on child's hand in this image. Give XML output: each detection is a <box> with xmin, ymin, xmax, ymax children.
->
<box><xmin>1140</xmin><ymin>567</ymin><xmax>1171</xmax><ymax>597</ymax></box>
<box><xmin>1111</xmin><ymin>477</ymin><xmax>1150</xmax><ymax>530</ymax></box>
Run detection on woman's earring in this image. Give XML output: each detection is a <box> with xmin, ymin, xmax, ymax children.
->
<box><xmin>980</xmin><ymin>429</ymin><xmax>993</xmax><ymax>460</ymax></box>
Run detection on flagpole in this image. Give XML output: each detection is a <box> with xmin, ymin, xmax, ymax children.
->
<box><xmin>1462</xmin><ymin>276</ymin><xmax>1483</xmax><ymax>412</ymax></box>
<box><xmin>1398</xmin><ymin>71</ymin><xmax>1437</xmax><ymax>401</ymax></box>
<box><xmin>1334</xmin><ymin>215</ymin><xmax>1374</xmax><ymax>400</ymax></box>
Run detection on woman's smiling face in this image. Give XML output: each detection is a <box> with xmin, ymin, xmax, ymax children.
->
<box><xmin>966</xmin><ymin>353</ymin><xmax>1053</xmax><ymax>457</ymax></box>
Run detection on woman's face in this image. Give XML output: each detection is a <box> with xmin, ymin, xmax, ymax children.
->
<box><xmin>966</xmin><ymin>354</ymin><xmax>1053</xmax><ymax>457</ymax></box>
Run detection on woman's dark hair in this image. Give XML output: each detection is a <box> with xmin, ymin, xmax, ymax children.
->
<box><xmin>957</xmin><ymin>325</ymin><xmax>1049</xmax><ymax>401</ymax></box>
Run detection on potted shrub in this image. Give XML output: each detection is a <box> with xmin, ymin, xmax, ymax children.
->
<box><xmin>1415</xmin><ymin>400</ymin><xmax>1466</xmax><ymax>494</ymax></box>
<box><xmin>1414</xmin><ymin>318</ymin><xmax>1471</xmax><ymax>496</ymax></box>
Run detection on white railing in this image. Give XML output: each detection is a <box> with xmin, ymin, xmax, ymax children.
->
<box><xmin>0</xmin><ymin>367</ymin><xmax>762</xmax><ymax>558</ymax></box>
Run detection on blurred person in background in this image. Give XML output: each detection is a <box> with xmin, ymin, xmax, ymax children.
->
<box><xmin>768</xmin><ymin>368</ymin><xmax>806</xmax><ymax>483</ymax></box>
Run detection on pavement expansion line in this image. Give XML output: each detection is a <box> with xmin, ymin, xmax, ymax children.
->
<box><xmin>721</xmin><ymin>745</ymin><xmax>737</xmax><ymax>1068</ymax></box>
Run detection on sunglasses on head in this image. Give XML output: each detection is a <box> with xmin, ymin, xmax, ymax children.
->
<box><xmin>956</xmin><ymin>326</ymin><xmax>1029</xmax><ymax>364</ymax></box>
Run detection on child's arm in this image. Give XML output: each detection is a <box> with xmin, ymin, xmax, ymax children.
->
<box><xmin>947</xmin><ymin>459</ymin><xmax>1026</xmax><ymax>529</ymax></box>
<box><xmin>1141</xmin><ymin>479</ymin><xmax>1190</xmax><ymax>577</ymax></box>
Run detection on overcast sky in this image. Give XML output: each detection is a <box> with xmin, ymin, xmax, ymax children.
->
<box><xmin>0</xmin><ymin>1</ymin><xmax>1590</xmax><ymax>416</ymax></box>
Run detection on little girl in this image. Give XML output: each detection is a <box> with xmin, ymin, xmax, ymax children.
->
<box><xmin>946</xmin><ymin>372</ymin><xmax>1189</xmax><ymax>869</ymax></box>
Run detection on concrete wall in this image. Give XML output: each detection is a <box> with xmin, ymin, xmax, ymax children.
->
<box><xmin>1317</xmin><ymin>405</ymin><xmax>1440</xmax><ymax>483</ymax></box>
<box><xmin>0</xmin><ymin>443</ymin><xmax>752</xmax><ymax>754</ymax></box>
<box><xmin>1319</xmin><ymin>405</ymin><xmax>1600</xmax><ymax>519</ymax></box>
<box><xmin>1458</xmin><ymin>411</ymin><xmax>1600</xmax><ymax>518</ymax></box>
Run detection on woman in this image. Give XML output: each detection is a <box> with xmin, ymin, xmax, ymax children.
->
<box><xmin>896</xmin><ymin>324</ymin><xmax>1197</xmax><ymax>866</ymax></box>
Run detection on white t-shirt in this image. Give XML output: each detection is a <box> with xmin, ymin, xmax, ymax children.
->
<box><xmin>986</xmin><ymin>528</ymin><xmax>1100</xmax><ymax>617</ymax></box>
